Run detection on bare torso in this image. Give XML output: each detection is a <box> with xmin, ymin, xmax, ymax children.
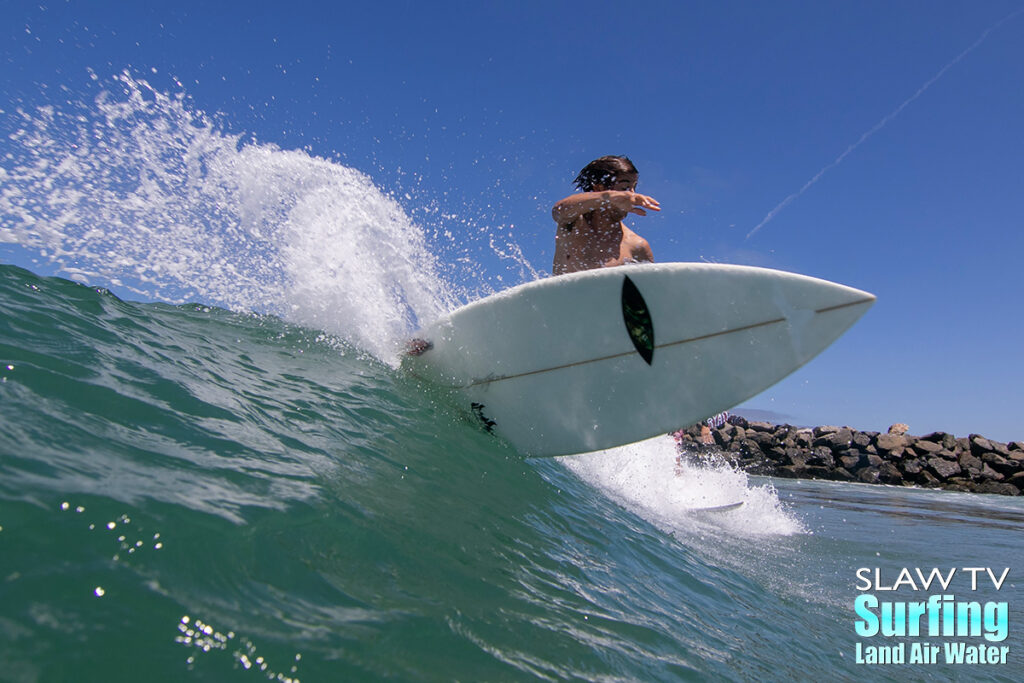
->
<box><xmin>552</xmin><ymin>212</ymin><xmax>651</xmax><ymax>275</ymax></box>
<box><xmin>550</xmin><ymin>179</ymin><xmax>659</xmax><ymax>276</ymax></box>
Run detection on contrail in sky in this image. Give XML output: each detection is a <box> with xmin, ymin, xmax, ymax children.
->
<box><xmin>746</xmin><ymin>7</ymin><xmax>1024</xmax><ymax>240</ymax></box>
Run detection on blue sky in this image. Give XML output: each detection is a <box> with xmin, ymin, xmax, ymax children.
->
<box><xmin>3</xmin><ymin>1</ymin><xmax>1023</xmax><ymax>441</ymax></box>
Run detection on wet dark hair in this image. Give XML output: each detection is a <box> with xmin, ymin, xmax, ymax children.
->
<box><xmin>573</xmin><ymin>155</ymin><xmax>638</xmax><ymax>192</ymax></box>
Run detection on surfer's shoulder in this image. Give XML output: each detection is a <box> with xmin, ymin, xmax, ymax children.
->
<box><xmin>621</xmin><ymin>227</ymin><xmax>653</xmax><ymax>262</ymax></box>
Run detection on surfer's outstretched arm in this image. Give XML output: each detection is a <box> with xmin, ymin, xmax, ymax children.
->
<box><xmin>551</xmin><ymin>191</ymin><xmax>660</xmax><ymax>227</ymax></box>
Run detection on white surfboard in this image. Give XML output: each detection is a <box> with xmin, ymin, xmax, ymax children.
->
<box><xmin>402</xmin><ymin>263</ymin><xmax>874</xmax><ymax>457</ymax></box>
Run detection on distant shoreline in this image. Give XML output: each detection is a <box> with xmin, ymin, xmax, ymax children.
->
<box><xmin>676</xmin><ymin>417</ymin><xmax>1023</xmax><ymax>496</ymax></box>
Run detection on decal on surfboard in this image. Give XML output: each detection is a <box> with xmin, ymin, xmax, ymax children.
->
<box><xmin>621</xmin><ymin>275</ymin><xmax>655</xmax><ymax>365</ymax></box>
<box><xmin>471</xmin><ymin>402</ymin><xmax>497</xmax><ymax>433</ymax></box>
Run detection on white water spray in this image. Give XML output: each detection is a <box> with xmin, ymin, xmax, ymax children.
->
<box><xmin>560</xmin><ymin>436</ymin><xmax>803</xmax><ymax>537</ymax></box>
<box><xmin>0</xmin><ymin>73</ymin><xmax>463</xmax><ymax>361</ymax></box>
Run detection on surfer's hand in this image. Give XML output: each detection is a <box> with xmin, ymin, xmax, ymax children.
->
<box><xmin>602</xmin><ymin>191</ymin><xmax>660</xmax><ymax>216</ymax></box>
<box><xmin>628</xmin><ymin>192</ymin><xmax>661</xmax><ymax>216</ymax></box>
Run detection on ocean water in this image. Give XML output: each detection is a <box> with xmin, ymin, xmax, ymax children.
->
<box><xmin>2</xmin><ymin>76</ymin><xmax>1023</xmax><ymax>682</ymax></box>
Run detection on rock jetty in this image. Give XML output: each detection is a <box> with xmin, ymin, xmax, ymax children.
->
<box><xmin>675</xmin><ymin>417</ymin><xmax>1023</xmax><ymax>496</ymax></box>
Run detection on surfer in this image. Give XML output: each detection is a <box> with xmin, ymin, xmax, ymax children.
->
<box><xmin>551</xmin><ymin>156</ymin><xmax>661</xmax><ymax>275</ymax></box>
<box><xmin>671</xmin><ymin>412</ymin><xmax>733</xmax><ymax>475</ymax></box>
<box><xmin>552</xmin><ymin>157</ymin><xmax>727</xmax><ymax>459</ymax></box>
<box><xmin>672</xmin><ymin>412</ymin><xmax>731</xmax><ymax>448</ymax></box>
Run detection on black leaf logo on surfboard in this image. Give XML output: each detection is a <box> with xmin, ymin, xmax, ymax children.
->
<box><xmin>621</xmin><ymin>275</ymin><xmax>655</xmax><ymax>365</ymax></box>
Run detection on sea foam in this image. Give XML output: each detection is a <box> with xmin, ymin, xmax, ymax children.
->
<box><xmin>560</xmin><ymin>435</ymin><xmax>804</xmax><ymax>537</ymax></box>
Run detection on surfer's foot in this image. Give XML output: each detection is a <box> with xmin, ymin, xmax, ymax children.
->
<box><xmin>406</xmin><ymin>338</ymin><xmax>432</xmax><ymax>356</ymax></box>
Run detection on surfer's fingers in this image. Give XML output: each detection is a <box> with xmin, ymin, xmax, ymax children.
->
<box><xmin>630</xmin><ymin>207</ymin><xmax>648</xmax><ymax>216</ymax></box>
<box><xmin>634</xmin><ymin>195</ymin><xmax>661</xmax><ymax>211</ymax></box>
